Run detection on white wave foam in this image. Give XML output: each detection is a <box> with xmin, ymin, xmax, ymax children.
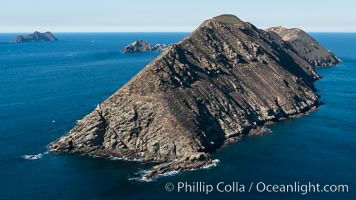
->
<box><xmin>261</xmin><ymin>127</ymin><xmax>272</xmax><ymax>134</ymax></box>
<box><xmin>201</xmin><ymin>159</ymin><xmax>220</xmax><ymax>169</ymax></box>
<box><xmin>109</xmin><ymin>156</ymin><xmax>144</xmax><ymax>162</ymax></box>
<box><xmin>129</xmin><ymin>159</ymin><xmax>220</xmax><ymax>182</ymax></box>
<box><xmin>22</xmin><ymin>153</ymin><xmax>43</xmax><ymax>160</ymax></box>
<box><xmin>159</xmin><ymin>170</ymin><xmax>180</xmax><ymax>177</ymax></box>
<box><xmin>128</xmin><ymin>176</ymin><xmax>154</xmax><ymax>182</ymax></box>
<box><xmin>128</xmin><ymin>169</ymin><xmax>155</xmax><ymax>182</ymax></box>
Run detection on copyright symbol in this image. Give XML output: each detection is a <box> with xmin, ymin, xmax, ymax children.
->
<box><xmin>165</xmin><ymin>182</ymin><xmax>174</xmax><ymax>192</ymax></box>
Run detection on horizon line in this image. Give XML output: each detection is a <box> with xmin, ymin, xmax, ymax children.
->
<box><xmin>2</xmin><ymin>25</ymin><xmax>356</xmax><ymax>33</ymax></box>
<box><xmin>1</xmin><ymin>31</ymin><xmax>356</xmax><ymax>34</ymax></box>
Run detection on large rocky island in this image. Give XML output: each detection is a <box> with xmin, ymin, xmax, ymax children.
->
<box><xmin>12</xmin><ymin>31</ymin><xmax>57</xmax><ymax>43</ymax></box>
<box><xmin>51</xmin><ymin>14</ymin><xmax>339</xmax><ymax>178</ymax></box>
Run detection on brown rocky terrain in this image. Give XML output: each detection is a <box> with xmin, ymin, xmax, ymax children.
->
<box><xmin>11</xmin><ymin>31</ymin><xmax>57</xmax><ymax>43</ymax></box>
<box><xmin>267</xmin><ymin>26</ymin><xmax>341</xmax><ymax>66</ymax></box>
<box><xmin>50</xmin><ymin>14</ymin><xmax>338</xmax><ymax>178</ymax></box>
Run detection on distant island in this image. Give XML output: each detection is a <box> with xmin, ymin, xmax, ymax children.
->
<box><xmin>267</xmin><ymin>26</ymin><xmax>340</xmax><ymax>66</ymax></box>
<box><xmin>11</xmin><ymin>31</ymin><xmax>58</xmax><ymax>43</ymax></box>
<box><xmin>122</xmin><ymin>40</ymin><xmax>168</xmax><ymax>53</ymax></box>
<box><xmin>51</xmin><ymin>14</ymin><xmax>340</xmax><ymax>178</ymax></box>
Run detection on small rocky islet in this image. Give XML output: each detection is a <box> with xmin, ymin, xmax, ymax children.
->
<box><xmin>11</xmin><ymin>31</ymin><xmax>58</xmax><ymax>43</ymax></box>
<box><xmin>50</xmin><ymin>14</ymin><xmax>340</xmax><ymax>178</ymax></box>
<box><xmin>122</xmin><ymin>40</ymin><xmax>168</xmax><ymax>53</ymax></box>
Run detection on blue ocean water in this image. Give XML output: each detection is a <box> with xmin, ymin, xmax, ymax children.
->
<box><xmin>0</xmin><ymin>32</ymin><xmax>355</xmax><ymax>200</ymax></box>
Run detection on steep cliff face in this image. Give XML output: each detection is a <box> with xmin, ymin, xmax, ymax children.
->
<box><xmin>51</xmin><ymin>15</ymin><xmax>332</xmax><ymax>177</ymax></box>
<box><xmin>267</xmin><ymin>27</ymin><xmax>340</xmax><ymax>66</ymax></box>
<box><xmin>11</xmin><ymin>31</ymin><xmax>57</xmax><ymax>43</ymax></box>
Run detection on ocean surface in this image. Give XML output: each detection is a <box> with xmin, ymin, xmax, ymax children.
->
<box><xmin>0</xmin><ymin>32</ymin><xmax>355</xmax><ymax>200</ymax></box>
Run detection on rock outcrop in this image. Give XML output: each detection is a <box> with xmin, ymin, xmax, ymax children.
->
<box><xmin>11</xmin><ymin>31</ymin><xmax>58</xmax><ymax>43</ymax></box>
<box><xmin>51</xmin><ymin>14</ymin><xmax>338</xmax><ymax>178</ymax></box>
<box><xmin>267</xmin><ymin>26</ymin><xmax>340</xmax><ymax>66</ymax></box>
<box><xmin>122</xmin><ymin>40</ymin><xmax>168</xmax><ymax>53</ymax></box>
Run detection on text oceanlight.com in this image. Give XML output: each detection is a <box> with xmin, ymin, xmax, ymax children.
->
<box><xmin>164</xmin><ymin>181</ymin><xmax>349</xmax><ymax>195</ymax></box>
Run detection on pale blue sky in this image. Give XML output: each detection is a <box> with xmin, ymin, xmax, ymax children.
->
<box><xmin>1</xmin><ymin>0</ymin><xmax>355</xmax><ymax>32</ymax></box>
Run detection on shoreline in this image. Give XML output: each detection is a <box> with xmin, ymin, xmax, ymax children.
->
<box><xmin>49</xmin><ymin>101</ymin><xmax>321</xmax><ymax>180</ymax></box>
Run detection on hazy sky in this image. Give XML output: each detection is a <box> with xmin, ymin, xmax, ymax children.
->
<box><xmin>1</xmin><ymin>0</ymin><xmax>355</xmax><ymax>32</ymax></box>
